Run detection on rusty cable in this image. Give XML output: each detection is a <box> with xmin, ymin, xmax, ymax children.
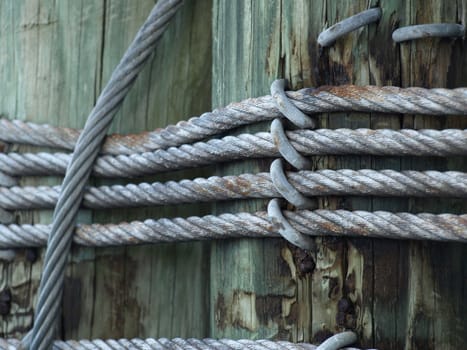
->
<box><xmin>0</xmin><ymin>209</ymin><xmax>465</xmax><ymax>248</ymax></box>
<box><xmin>2</xmin><ymin>128</ymin><xmax>466</xmax><ymax>178</ymax></box>
<box><xmin>0</xmin><ymin>169</ymin><xmax>466</xmax><ymax>210</ymax></box>
<box><xmin>1</xmin><ymin>85</ymin><xmax>466</xmax><ymax>155</ymax></box>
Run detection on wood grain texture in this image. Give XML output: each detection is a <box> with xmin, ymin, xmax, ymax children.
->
<box><xmin>0</xmin><ymin>0</ymin><xmax>212</xmax><ymax>340</ymax></box>
<box><xmin>211</xmin><ymin>1</ymin><xmax>467</xmax><ymax>349</ymax></box>
<box><xmin>211</xmin><ymin>0</ymin><xmax>318</xmax><ymax>342</ymax></box>
<box><xmin>0</xmin><ymin>1</ymin><xmax>465</xmax><ymax>348</ymax></box>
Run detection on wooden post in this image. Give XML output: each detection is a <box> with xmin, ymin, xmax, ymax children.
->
<box><xmin>0</xmin><ymin>0</ymin><xmax>212</xmax><ymax>340</ymax></box>
<box><xmin>0</xmin><ymin>1</ymin><xmax>466</xmax><ymax>349</ymax></box>
<box><xmin>211</xmin><ymin>0</ymin><xmax>317</xmax><ymax>341</ymax></box>
<box><xmin>211</xmin><ymin>1</ymin><xmax>467</xmax><ymax>349</ymax></box>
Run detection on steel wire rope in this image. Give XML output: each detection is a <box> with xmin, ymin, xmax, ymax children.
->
<box><xmin>2</xmin><ymin>128</ymin><xmax>466</xmax><ymax>178</ymax></box>
<box><xmin>0</xmin><ymin>85</ymin><xmax>466</xmax><ymax>155</ymax></box>
<box><xmin>0</xmin><ymin>209</ymin><xmax>465</xmax><ymax>248</ymax></box>
<box><xmin>1</xmin><ymin>169</ymin><xmax>466</xmax><ymax>211</ymax></box>
<box><xmin>1</xmin><ymin>337</ymin><xmax>374</xmax><ymax>350</ymax></box>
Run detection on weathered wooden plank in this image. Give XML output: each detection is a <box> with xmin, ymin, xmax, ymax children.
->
<box><xmin>211</xmin><ymin>0</ymin><xmax>314</xmax><ymax>341</ymax></box>
<box><xmin>398</xmin><ymin>1</ymin><xmax>467</xmax><ymax>349</ymax></box>
<box><xmin>367</xmin><ymin>2</ymin><xmax>408</xmax><ymax>349</ymax></box>
<box><xmin>0</xmin><ymin>0</ymin><xmax>104</xmax><ymax>338</ymax></box>
<box><xmin>311</xmin><ymin>1</ymin><xmax>374</xmax><ymax>345</ymax></box>
<box><xmin>0</xmin><ymin>0</ymin><xmax>212</xmax><ymax>341</ymax></box>
<box><xmin>211</xmin><ymin>1</ymin><xmax>467</xmax><ymax>349</ymax></box>
<box><xmin>1</xmin><ymin>1</ymin><xmax>466</xmax><ymax>347</ymax></box>
<box><xmin>87</xmin><ymin>0</ymin><xmax>212</xmax><ymax>340</ymax></box>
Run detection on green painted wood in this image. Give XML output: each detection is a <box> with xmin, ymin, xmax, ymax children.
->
<box><xmin>79</xmin><ymin>0</ymin><xmax>212</xmax><ymax>340</ymax></box>
<box><xmin>0</xmin><ymin>0</ymin><xmax>211</xmax><ymax>340</ymax></box>
<box><xmin>211</xmin><ymin>1</ymin><xmax>467</xmax><ymax>349</ymax></box>
<box><xmin>398</xmin><ymin>1</ymin><xmax>467</xmax><ymax>349</ymax></box>
<box><xmin>0</xmin><ymin>0</ymin><xmax>103</xmax><ymax>338</ymax></box>
<box><xmin>211</xmin><ymin>0</ymin><xmax>316</xmax><ymax>342</ymax></box>
<box><xmin>0</xmin><ymin>1</ymin><xmax>466</xmax><ymax>348</ymax></box>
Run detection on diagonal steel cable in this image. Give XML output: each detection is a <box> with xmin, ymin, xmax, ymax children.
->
<box><xmin>0</xmin><ymin>209</ymin><xmax>465</xmax><ymax>248</ymax></box>
<box><xmin>1</xmin><ymin>86</ymin><xmax>466</xmax><ymax>155</ymax></box>
<box><xmin>1</xmin><ymin>169</ymin><xmax>466</xmax><ymax>210</ymax></box>
<box><xmin>24</xmin><ymin>1</ymin><xmax>184</xmax><ymax>349</ymax></box>
<box><xmin>1</xmin><ymin>128</ymin><xmax>466</xmax><ymax>178</ymax></box>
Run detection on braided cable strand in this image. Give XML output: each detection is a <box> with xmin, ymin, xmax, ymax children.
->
<box><xmin>0</xmin><ymin>209</ymin><xmax>465</xmax><ymax>248</ymax></box>
<box><xmin>0</xmin><ymin>127</ymin><xmax>462</xmax><ymax>176</ymax></box>
<box><xmin>1</xmin><ymin>169</ymin><xmax>466</xmax><ymax>210</ymax></box>
<box><xmin>1</xmin><ymin>128</ymin><xmax>466</xmax><ymax>178</ymax></box>
<box><xmin>1</xmin><ymin>86</ymin><xmax>466</xmax><ymax>155</ymax></box>
<box><xmin>1</xmin><ymin>337</ymin><xmax>375</xmax><ymax>350</ymax></box>
<box><xmin>26</xmin><ymin>1</ymin><xmax>183</xmax><ymax>349</ymax></box>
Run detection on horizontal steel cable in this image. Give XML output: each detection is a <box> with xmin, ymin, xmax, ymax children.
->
<box><xmin>0</xmin><ymin>209</ymin><xmax>465</xmax><ymax>248</ymax></box>
<box><xmin>2</xmin><ymin>128</ymin><xmax>466</xmax><ymax>178</ymax></box>
<box><xmin>0</xmin><ymin>170</ymin><xmax>465</xmax><ymax>210</ymax></box>
<box><xmin>0</xmin><ymin>337</ymin><xmax>370</xmax><ymax>350</ymax></box>
<box><xmin>1</xmin><ymin>86</ymin><xmax>466</xmax><ymax>155</ymax></box>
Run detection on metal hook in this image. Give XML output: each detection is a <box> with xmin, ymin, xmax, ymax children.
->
<box><xmin>270</xmin><ymin>159</ymin><xmax>315</xmax><ymax>209</ymax></box>
<box><xmin>316</xmin><ymin>331</ymin><xmax>358</xmax><ymax>350</ymax></box>
<box><xmin>270</xmin><ymin>79</ymin><xmax>316</xmax><ymax>129</ymax></box>
<box><xmin>267</xmin><ymin>198</ymin><xmax>316</xmax><ymax>251</ymax></box>
<box><xmin>271</xmin><ymin>119</ymin><xmax>312</xmax><ymax>170</ymax></box>
<box><xmin>392</xmin><ymin>23</ymin><xmax>465</xmax><ymax>43</ymax></box>
<box><xmin>318</xmin><ymin>8</ymin><xmax>382</xmax><ymax>47</ymax></box>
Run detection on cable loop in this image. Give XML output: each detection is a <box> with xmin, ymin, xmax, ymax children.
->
<box><xmin>267</xmin><ymin>199</ymin><xmax>316</xmax><ymax>251</ymax></box>
<box><xmin>270</xmin><ymin>80</ymin><xmax>317</xmax><ymax>249</ymax></box>
<box><xmin>318</xmin><ymin>8</ymin><xmax>382</xmax><ymax>47</ymax></box>
<box><xmin>393</xmin><ymin>23</ymin><xmax>465</xmax><ymax>43</ymax></box>
<box><xmin>316</xmin><ymin>331</ymin><xmax>358</xmax><ymax>350</ymax></box>
<box><xmin>271</xmin><ymin>79</ymin><xmax>316</xmax><ymax>129</ymax></box>
<box><xmin>270</xmin><ymin>159</ymin><xmax>316</xmax><ymax>209</ymax></box>
<box><xmin>271</xmin><ymin>119</ymin><xmax>312</xmax><ymax>170</ymax></box>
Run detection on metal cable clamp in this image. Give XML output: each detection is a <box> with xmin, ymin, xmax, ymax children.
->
<box><xmin>393</xmin><ymin>23</ymin><xmax>465</xmax><ymax>43</ymax></box>
<box><xmin>318</xmin><ymin>8</ymin><xmax>382</xmax><ymax>47</ymax></box>
<box><xmin>269</xmin><ymin>79</ymin><xmax>316</xmax><ymax>250</ymax></box>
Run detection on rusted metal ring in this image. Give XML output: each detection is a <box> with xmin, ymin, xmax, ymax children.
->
<box><xmin>393</xmin><ymin>23</ymin><xmax>465</xmax><ymax>43</ymax></box>
<box><xmin>270</xmin><ymin>159</ymin><xmax>315</xmax><ymax>209</ymax></box>
<box><xmin>316</xmin><ymin>331</ymin><xmax>358</xmax><ymax>350</ymax></box>
<box><xmin>271</xmin><ymin>119</ymin><xmax>312</xmax><ymax>170</ymax></box>
<box><xmin>267</xmin><ymin>198</ymin><xmax>316</xmax><ymax>251</ymax></box>
<box><xmin>318</xmin><ymin>8</ymin><xmax>382</xmax><ymax>47</ymax></box>
<box><xmin>270</xmin><ymin>79</ymin><xmax>316</xmax><ymax>129</ymax></box>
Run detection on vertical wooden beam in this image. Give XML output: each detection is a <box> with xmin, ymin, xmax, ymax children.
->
<box><xmin>0</xmin><ymin>0</ymin><xmax>212</xmax><ymax>340</ymax></box>
<box><xmin>211</xmin><ymin>1</ymin><xmax>467</xmax><ymax>349</ymax></box>
<box><xmin>78</xmin><ymin>0</ymin><xmax>212</xmax><ymax>340</ymax></box>
<box><xmin>0</xmin><ymin>0</ymin><xmax>104</xmax><ymax>338</ymax></box>
<box><xmin>399</xmin><ymin>1</ymin><xmax>467</xmax><ymax>349</ymax></box>
<box><xmin>211</xmin><ymin>0</ymin><xmax>317</xmax><ymax>341</ymax></box>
